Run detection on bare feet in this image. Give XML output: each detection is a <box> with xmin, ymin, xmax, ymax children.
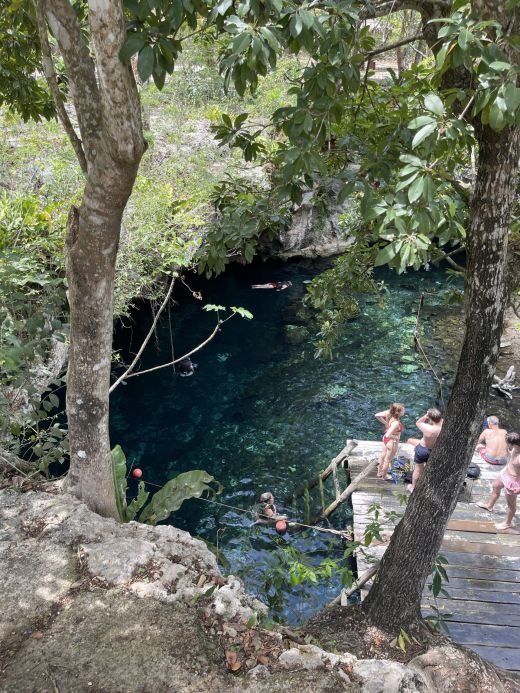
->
<box><xmin>476</xmin><ymin>501</ymin><xmax>494</xmax><ymax>513</ymax></box>
<box><xmin>495</xmin><ymin>521</ymin><xmax>513</xmax><ymax>530</ymax></box>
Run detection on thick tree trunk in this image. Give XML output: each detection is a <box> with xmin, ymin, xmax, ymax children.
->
<box><xmin>362</xmin><ymin>124</ymin><xmax>520</xmax><ymax>630</ymax></box>
<box><xmin>40</xmin><ymin>0</ymin><xmax>147</xmax><ymax>518</ymax></box>
<box><xmin>63</xmin><ymin>153</ymin><xmax>140</xmax><ymax>518</ymax></box>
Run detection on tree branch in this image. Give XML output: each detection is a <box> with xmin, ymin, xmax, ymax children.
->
<box><xmin>109</xmin><ymin>277</ymin><xmax>176</xmax><ymax>394</ymax></box>
<box><xmin>34</xmin><ymin>0</ymin><xmax>88</xmax><ymax>174</ymax></box>
<box><xmin>115</xmin><ymin>320</ymin><xmax>223</xmax><ymax>385</ymax></box>
<box><xmin>43</xmin><ymin>0</ymin><xmax>102</xmax><ymax>166</ymax></box>
<box><xmin>366</xmin><ymin>33</ymin><xmax>424</xmax><ymax>60</ymax></box>
<box><xmin>361</xmin><ymin>0</ymin><xmax>451</xmax><ymax>19</ymax></box>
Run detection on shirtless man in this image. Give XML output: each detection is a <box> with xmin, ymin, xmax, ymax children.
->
<box><xmin>477</xmin><ymin>431</ymin><xmax>520</xmax><ymax>530</ymax></box>
<box><xmin>476</xmin><ymin>416</ymin><xmax>508</xmax><ymax>465</ymax></box>
<box><xmin>407</xmin><ymin>408</ymin><xmax>443</xmax><ymax>492</ymax></box>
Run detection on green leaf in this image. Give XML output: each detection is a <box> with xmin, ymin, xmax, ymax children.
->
<box><xmin>230</xmin><ymin>306</ymin><xmax>253</xmax><ymax>319</ymax></box>
<box><xmin>139</xmin><ymin>470</ymin><xmax>223</xmax><ymax>524</ymax></box>
<box><xmin>289</xmin><ymin>14</ymin><xmax>303</xmax><ymax>38</ymax></box>
<box><xmin>374</xmin><ymin>242</ymin><xmax>398</xmax><ymax>266</ymax></box>
<box><xmin>489</xmin><ymin>61</ymin><xmax>511</xmax><ymax>72</ymax></box>
<box><xmin>488</xmin><ymin>102</ymin><xmax>505</xmax><ymax>131</ymax></box>
<box><xmin>111</xmin><ymin>445</ymin><xmax>128</xmax><ymax>522</ymax></box>
<box><xmin>203</xmin><ymin>304</ymin><xmax>226</xmax><ymax>312</ymax></box>
<box><xmin>424</xmin><ymin>93</ymin><xmax>444</xmax><ymax>116</ymax></box>
<box><xmin>137</xmin><ymin>45</ymin><xmax>155</xmax><ymax>82</ymax></box>
<box><xmin>119</xmin><ymin>34</ymin><xmax>146</xmax><ymax>63</ymax></box>
<box><xmin>232</xmin><ymin>32</ymin><xmax>252</xmax><ymax>54</ymax></box>
<box><xmin>412</xmin><ymin>122</ymin><xmax>436</xmax><ymax>148</ymax></box>
<box><xmin>126</xmin><ymin>481</ymin><xmax>150</xmax><ymax>522</ymax></box>
<box><xmin>408</xmin><ymin>176</ymin><xmax>424</xmax><ymax>203</ymax></box>
<box><xmin>245</xmin><ymin>612</ymin><xmax>258</xmax><ymax>628</ymax></box>
<box><xmin>422</xmin><ymin>175</ymin><xmax>435</xmax><ymax>202</ymax></box>
<box><xmin>408</xmin><ymin>115</ymin><xmax>436</xmax><ymax>130</ymax></box>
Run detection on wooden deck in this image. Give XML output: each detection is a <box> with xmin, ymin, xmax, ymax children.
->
<box><xmin>348</xmin><ymin>441</ymin><xmax>520</xmax><ymax>673</ymax></box>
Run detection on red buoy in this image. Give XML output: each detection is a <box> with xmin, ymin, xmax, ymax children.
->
<box><xmin>132</xmin><ymin>468</ymin><xmax>143</xmax><ymax>479</ymax></box>
<box><xmin>275</xmin><ymin>520</ymin><xmax>287</xmax><ymax>534</ymax></box>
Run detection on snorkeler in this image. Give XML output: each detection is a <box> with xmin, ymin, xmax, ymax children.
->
<box><xmin>178</xmin><ymin>357</ymin><xmax>197</xmax><ymax>377</ymax></box>
<box><xmin>251</xmin><ymin>281</ymin><xmax>292</xmax><ymax>291</ymax></box>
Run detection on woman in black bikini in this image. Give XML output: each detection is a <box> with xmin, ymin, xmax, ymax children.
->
<box><xmin>375</xmin><ymin>403</ymin><xmax>405</xmax><ymax>479</ymax></box>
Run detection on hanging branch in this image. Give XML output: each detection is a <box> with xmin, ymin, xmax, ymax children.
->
<box><xmin>120</xmin><ymin>320</ymin><xmax>223</xmax><ymax>382</ymax></box>
<box><xmin>109</xmin><ymin>277</ymin><xmax>176</xmax><ymax>393</ymax></box>
<box><xmin>34</xmin><ymin>0</ymin><xmax>87</xmax><ymax>173</ymax></box>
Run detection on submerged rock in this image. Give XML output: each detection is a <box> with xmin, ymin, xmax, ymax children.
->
<box><xmin>283</xmin><ymin>324</ymin><xmax>310</xmax><ymax>345</ymax></box>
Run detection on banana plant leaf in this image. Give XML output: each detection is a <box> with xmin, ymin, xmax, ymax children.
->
<box><xmin>125</xmin><ymin>480</ymin><xmax>150</xmax><ymax>522</ymax></box>
<box><xmin>111</xmin><ymin>444</ymin><xmax>128</xmax><ymax>522</ymax></box>
<box><xmin>139</xmin><ymin>470</ymin><xmax>223</xmax><ymax>525</ymax></box>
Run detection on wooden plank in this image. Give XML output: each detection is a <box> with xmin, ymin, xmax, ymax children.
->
<box><xmin>446</xmin><ymin>518</ymin><xmax>520</xmax><ymax>537</ymax></box>
<box><xmin>445</xmin><ymin>622</ymin><xmax>520</xmax><ymax>648</ymax></box>
<box><xmin>424</xmin><ymin>576</ymin><xmax>520</xmax><ymax>594</ymax></box>
<box><xmin>445</xmin><ymin>565</ymin><xmax>520</xmax><ymax>582</ymax></box>
<box><xmin>421</xmin><ymin>599</ymin><xmax>520</xmax><ymax>627</ymax></box>
<box><xmin>441</xmin><ymin>550</ymin><xmax>520</xmax><ymax>571</ymax></box>
<box><xmin>440</xmin><ymin>539</ymin><xmax>520</xmax><ymax>558</ymax></box>
<box><xmin>426</xmin><ymin>586</ymin><xmax>520</xmax><ymax>605</ymax></box>
<box><xmin>467</xmin><ymin>645</ymin><xmax>520</xmax><ymax>671</ymax></box>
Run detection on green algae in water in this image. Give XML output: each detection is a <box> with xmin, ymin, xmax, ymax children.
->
<box><xmin>110</xmin><ymin>262</ymin><xmax>463</xmax><ymax>623</ymax></box>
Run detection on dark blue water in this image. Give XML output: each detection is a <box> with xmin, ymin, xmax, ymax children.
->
<box><xmin>110</xmin><ymin>260</ymin><xmax>461</xmax><ymax>621</ymax></box>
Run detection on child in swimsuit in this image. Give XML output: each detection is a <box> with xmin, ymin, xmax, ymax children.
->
<box><xmin>375</xmin><ymin>403</ymin><xmax>405</xmax><ymax>480</ymax></box>
<box><xmin>477</xmin><ymin>431</ymin><xmax>520</xmax><ymax>530</ymax></box>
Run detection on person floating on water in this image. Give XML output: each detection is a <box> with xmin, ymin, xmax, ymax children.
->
<box><xmin>251</xmin><ymin>281</ymin><xmax>292</xmax><ymax>291</ymax></box>
<box><xmin>375</xmin><ymin>403</ymin><xmax>405</xmax><ymax>480</ymax></box>
<box><xmin>178</xmin><ymin>357</ymin><xmax>197</xmax><ymax>377</ymax></box>
<box><xmin>255</xmin><ymin>491</ymin><xmax>277</xmax><ymax>523</ymax></box>
<box><xmin>476</xmin><ymin>416</ymin><xmax>508</xmax><ymax>465</ymax></box>
<box><xmin>407</xmin><ymin>407</ymin><xmax>443</xmax><ymax>492</ymax></box>
<box><xmin>252</xmin><ymin>491</ymin><xmax>288</xmax><ymax>533</ymax></box>
<box><xmin>477</xmin><ymin>431</ymin><xmax>520</xmax><ymax>530</ymax></box>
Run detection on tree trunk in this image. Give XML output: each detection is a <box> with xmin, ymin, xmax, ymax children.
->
<box><xmin>39</xmin><ymin>0</ymin><xmax>147</xmax><ymax>518</ymax></box>
<box><xmin>362</xmin><ymin>123</ymin><xmax>520</xmax><ymax>630</ymax></box>
<box><xmin>63</xmin><ymin>152</ymin><xmax>140</xmax><ymax>518</ymax></box>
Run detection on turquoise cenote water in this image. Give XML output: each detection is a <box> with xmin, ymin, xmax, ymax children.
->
<box><xmin>110</xmin><ymin>259</ymin><xmax>461</xmax><ymax>622</ymax></box>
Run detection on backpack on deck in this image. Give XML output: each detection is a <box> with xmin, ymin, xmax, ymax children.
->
<box><xmin>389</xmin><ymin>457</ymin><xmax>412</xmax><ymax>484</ymax></box>
<box><xmin>467</xmin><ymin>462</ymin><xmax>481</xmax><ymax>479</ymax></box>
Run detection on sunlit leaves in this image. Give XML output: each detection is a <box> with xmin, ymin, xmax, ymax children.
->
<box><xmin>432</xmin><ymin>10</ymin><xmax>520</xmax><ymax>131</ymax></box>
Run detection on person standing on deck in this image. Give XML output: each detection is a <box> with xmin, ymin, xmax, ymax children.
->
<box><xmin>476</xmin><ymin>416</ymin><xmax>508</xmax><ymax>465</ymax></box>
<box><xmin>477</xmin><ymin>431</ymin><xmax>520</xmax><ymax>530</ymax></box>
<box><xmin>375</xmin><ymin>403</ymin><xmax>405</xmax><ymax>480</ymax></box>
<box><xmin>407</xmin><ymin>408</ymin><xmax>443</xmax><ymax>492</ymax></box>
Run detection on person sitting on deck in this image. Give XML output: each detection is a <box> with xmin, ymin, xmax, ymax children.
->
<box><xmin>407</xmin><ymin>407</ymin><xmax>443</xmax><ymax>492</ymax></box>
<box><xmin>476</xmin><ymin>416</ymin><xmax>508</xmax><ymax>465</ymax></box>
<box><xmin>375</xmin><ymin>403</ymin><xmax>405</xmax><ymax>480</ymax></box>
<box><xmin>477</xmin><ymin>431</ymin><xmax>520</xmax><ymax>530</ymax></box>
<box><xmin>251</xmin><ymin>281</ymin><xmax>292</xmax><ymax>291</ymax></box>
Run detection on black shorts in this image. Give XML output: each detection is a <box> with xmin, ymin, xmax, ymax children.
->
<box><xmin>414</xmin><ymin>444</ymin><xmax>431</xmax><ymax>465</ymax></box>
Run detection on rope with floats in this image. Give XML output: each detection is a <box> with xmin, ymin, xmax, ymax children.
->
<box><xmin>128</xmin><ymin>476</ymin><xmax>353</xmax><ymax>540</ymax></box>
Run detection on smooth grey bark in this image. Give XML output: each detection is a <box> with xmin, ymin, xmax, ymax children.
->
<box><xmin>362</xmin><ymin>0</ymin><xmax>520</xmax><ymax>630</ymax></box>
<box><xmin>41</xmin><ymin>0</ymin><xmax>146</xmax><ymax>518</ymax></box>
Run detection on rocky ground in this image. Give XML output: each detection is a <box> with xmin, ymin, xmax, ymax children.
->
<box><xmin>1</xmin><ymin>488</ymin><xmax>519</xmax><ymax>693</ymax></box>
